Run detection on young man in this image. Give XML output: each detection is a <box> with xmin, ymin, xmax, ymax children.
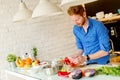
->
<box><xmin>67</xmin><ymin>5</ymin><xmax>110</xmax><ymax>65</ymax></box>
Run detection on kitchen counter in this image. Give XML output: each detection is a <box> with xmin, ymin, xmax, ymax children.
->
<box><xmin>5</xmin><ymin>64</ymin><xmax>120</xmax><ymax>80</ymax></box>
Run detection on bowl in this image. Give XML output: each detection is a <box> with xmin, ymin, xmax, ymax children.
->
<box><xmin>96</xmin><ymin>11</ymin><xmax>104</xmax><ymax>19</ymax></box>
<box><xmin>27</xmin><ymin>66</ymin><xmax>40</xmax><ymax>74</ymax></box>
<box><xmin>91</xmin><ymin>16</ymin><xmax>97</xmax><ymax>20</ymax></box>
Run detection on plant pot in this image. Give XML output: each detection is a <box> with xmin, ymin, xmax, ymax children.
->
<box><xmin>9</xmin><ymin>62</ymin><xmax>16</xmax><ymax>69</ymax></box>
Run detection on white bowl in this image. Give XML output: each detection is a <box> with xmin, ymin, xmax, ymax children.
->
<box><xmin>91</xmin><ymin>16</ymin><xmax>97</xmax><ymax>20</ymax></box>
<box><xmin>96</xmin><ymin>11</ymin><xmax>104</xmax><ymax>19</ymax></box>
<box><xmin>27</xmin><ymin>66</ymin><xmax>40</xmax><ymax>74</ymax></box>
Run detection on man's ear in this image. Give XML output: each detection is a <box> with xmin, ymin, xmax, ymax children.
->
<box><xmin>83</xmin><ymin>11</ymin><xmax>87</xmax><ymax>17</ymax></box>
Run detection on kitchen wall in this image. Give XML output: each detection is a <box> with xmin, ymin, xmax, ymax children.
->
<box><xmin>0</xmin><ymin>0</ymin><xmax>76</xmax><ymax>79</ymax></box>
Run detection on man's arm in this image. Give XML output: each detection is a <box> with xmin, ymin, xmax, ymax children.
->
<box><xmin>84</xmin><ymin>50</ymin><xmax>109</xmax><ymax>60</ymax></box>
<box><xmin>73</xmin><ymin>26</ymin><xmax>84</xmax><ymax>50</ymax></box>
<box><xmin>76</xmin><ymin>49</ymin><xmax>84</xmax><ymax>55</ymax></box>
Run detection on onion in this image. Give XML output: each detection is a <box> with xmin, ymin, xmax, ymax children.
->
<box><xmin>84</xmin><ymin>69</ymin><xmax>96</xmax><ymax>77</ymax></box>
<box><xmin>71</xmin><ymin>69</ymin><xmax>82</xmax><ymax>79</ymax></box>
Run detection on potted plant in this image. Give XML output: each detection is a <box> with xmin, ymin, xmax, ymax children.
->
<box><xmin>32</xmin><ymin>47</ymin><xmax>37</xmax><ymax>60</ymax></box>
<box><xmin>6</xmin><ymin>54</ymin><xmax>17</xmax><ymax>68</ymax></box>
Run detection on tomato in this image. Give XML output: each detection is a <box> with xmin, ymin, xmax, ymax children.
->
<box><xmin>63</xmin><ymin>57</ymin><xmax>70</xmax><ymax>65</ymax></box>
<box><xmin>70</xmin><ymin>63</ymin><xmax>76</xmax><ymax>67</ymax></box>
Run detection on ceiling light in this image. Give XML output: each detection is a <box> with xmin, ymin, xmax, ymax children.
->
<box><xmin>32</xmin><ymin>0</ymin><xmax>62</xmax><ymax>18</ymax></box>
<box><xmin>13</xmin><ymin>0</ymin><xmax>32</xmax><ymax>22</ymax></box>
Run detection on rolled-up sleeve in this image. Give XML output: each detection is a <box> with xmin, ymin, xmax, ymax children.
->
<box><xmin>73</xmin><ymin>27</ymin><xmax>83</xmax><ymax>50</ymax></box>
<box><xmin>97</xmin><ymin>22</ymin><xmax>110</xmax><ymax>52</ymax></box>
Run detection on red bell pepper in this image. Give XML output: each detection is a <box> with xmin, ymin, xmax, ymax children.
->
<box><xmin>57</xmin><ymin>71</ymin><xmax>70</xmax><ymax>78</ymax></box>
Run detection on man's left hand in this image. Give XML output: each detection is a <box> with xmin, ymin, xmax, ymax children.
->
<box><xmin>68</xmin><ymin>55</ymin><xmax>87</xmax><ymax>65</ymax></box>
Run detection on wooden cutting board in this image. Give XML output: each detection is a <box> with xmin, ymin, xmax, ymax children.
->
<box><xmin>110</xmin><ymin>56</ymin><xmax>120</xmax><ymax>65</ymax></box>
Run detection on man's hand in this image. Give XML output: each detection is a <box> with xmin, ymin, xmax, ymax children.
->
<box><xmin>68</xmin><ymin>54</ymin><xmax>87</xmax><ymax>65</ymax></box>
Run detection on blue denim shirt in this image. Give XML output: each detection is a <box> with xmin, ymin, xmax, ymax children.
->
<box><xmin>73</xmin><ymin>18</ymin><xmax>110</xmax><ymax>64</ymax></box>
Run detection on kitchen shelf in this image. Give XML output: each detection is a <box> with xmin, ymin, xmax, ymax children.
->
<box><xmin>98</xmin><ymin>15</ymin><xmax>120</xmax><ymax>23</ymax></box>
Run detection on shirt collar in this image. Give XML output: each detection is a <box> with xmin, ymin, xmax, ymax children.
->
<box><xmin>87</xmin><ymin>18</ymin><xmax>93</xmax><ymax>28</ymax></box>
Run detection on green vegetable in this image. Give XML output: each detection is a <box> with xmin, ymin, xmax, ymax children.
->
<box><xmin>32</xmin><ymin>47</ymin><xmax>37</xmax><ymax>59</ymax></box>
<box><xmin>6</xmin><ymin>54</ymin><xmax>16</xmax><ymax>62</ymax></box>
<box><xmin>95</xmin><ymin>66</ymin><xmax>120</xmax><ymax>76</ymax></box>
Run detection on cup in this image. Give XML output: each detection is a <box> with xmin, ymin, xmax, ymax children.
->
<box><xmin>44</xmin><ymin>65</ymin><xmax>57</xmax><ymax>75</ymax></box>
<box><xmin>118</xmin><ymin>9</ymin><xmax>120</xmax><ymax>14</ymax></box>
<box><xmin>105</xmin><ymin>14</ymin><xmax>109</xmax><ymax>18</ymax></box>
